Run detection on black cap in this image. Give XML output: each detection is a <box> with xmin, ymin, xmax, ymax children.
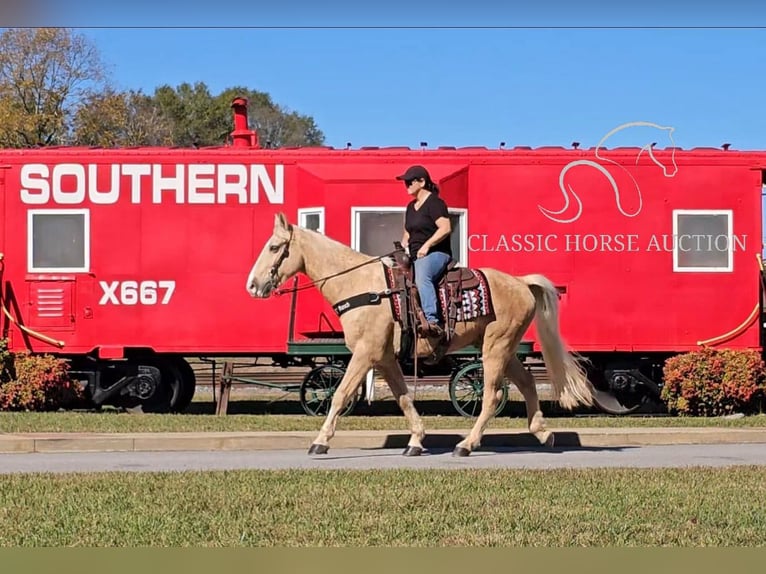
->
<box><xmin>396</xmin><ymin>165</ymin><xmax>430</xmax><ymax>181</ymax></box>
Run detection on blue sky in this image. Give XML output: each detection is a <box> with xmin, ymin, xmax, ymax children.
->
<box><xmin>76</xmin><ymin>26</ymin><xmax>766</xmax><ymax>152</ymax></box>
<box><xmin>4</xmin><ymin>1</ymin><xmax>766</xmax><ymax>151</ymax></box>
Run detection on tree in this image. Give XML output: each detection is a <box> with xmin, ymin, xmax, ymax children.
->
<box><xmin>0</xmin><ymin>28</ymin><xmax>108</xmax><ymax>147</ymax></box>
<box><xmin>216</xmin><ymin>87</ymin><xmax>324</xmax><ymax>148</ymax></box>
<box><xmin>0</xmin><ymin>28</ymin><xmax>326</xmax><ymax>149</ymax></box>
<box><xmin>71</xmin><ymin>89</ymin><xmax>174</xmax><ymax>147</ymax></box>
<box><xmin>152</xmin><ymin>81</ymin><xmax>230</xmax><ymax>147</ymax></box>
<box><xmin>152</xmin><ymin>82</ymin><xmax>326</xmax><ymax>148</ymax></box>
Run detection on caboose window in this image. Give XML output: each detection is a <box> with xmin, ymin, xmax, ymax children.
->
<box><xmin>27</xmin><ymin>209</ymin><xmax>90</xmax><ymax>273</ymax></box>
<box><xmin>298</xmin><ymin>208</ymin><xmax>325</xmax><ymax>234</ymax></box>
<box><xmin>351</xmin><ymin>207</ymin><xmax>468</xmax><ymax>266</ymax></box>
<box><xmin>672</xmin><ymin>209</ymin><xmax>733</xmax><ymax>272</ymax></box>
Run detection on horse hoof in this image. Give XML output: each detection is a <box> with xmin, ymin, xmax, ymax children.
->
<box><xmin>403</xmin><ymin>446</ymin><xmax>423</xmax><ymax>457</ymax></box>
<box><xmin>544</xmin><ymin>433</ymin><xmax>555</xmax><ymax>448</ymax></box>
<box><xmin>452</xmin><ymin>447</ymin><xmax>471</xmax><ymax>457</ymax></box>
<box><xmin>308</xmin><ymin>443</ymin><xmax>329</xmax><ymax>455</ymax></box>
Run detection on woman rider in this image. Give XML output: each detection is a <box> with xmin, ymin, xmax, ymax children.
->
<box><xmin>396</xmin><ymin>164</ymin><xmax>452</xmax><ymax>338</ymax></box>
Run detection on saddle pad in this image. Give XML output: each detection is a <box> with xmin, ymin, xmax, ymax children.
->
<box><xmin>439</xmin><ymin>268</ymin><xmax>494</xmax><ymax>321</ymax></box>
<box><xmin>383</xmin><ymin>264</ymin><xmax>406</xmax><ymax>323</ymax></box>
<box><xmin>382</xmin><ymin>264</ymin><xmax>493</xmax><ymax>325</ymax></box>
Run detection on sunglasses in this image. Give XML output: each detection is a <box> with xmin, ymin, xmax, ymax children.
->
<box><xmin>403</xmin><ymin>178</ymin><xmax>421</xmax><ymax>187</ymax></box>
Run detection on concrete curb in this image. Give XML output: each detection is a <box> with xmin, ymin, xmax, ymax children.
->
<box><xmin>2</xmin><ymin>427</ymin><xmax>766</xmax><ymax>454</ymax></box>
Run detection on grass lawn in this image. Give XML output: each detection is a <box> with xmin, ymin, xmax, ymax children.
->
<box><xmin>1</xmin><ymin>466</ymin><xmax>764</xmax><ymax>546</ymax></box>
<box><xmin>0</xmin><ymin>386</ymin><xmax>764</xmax><ymax>433</ymax></box>
<box><xmin>1</xmin><ymin>409</ymin><xmax>765</xmax><ymax>433</ymax></box>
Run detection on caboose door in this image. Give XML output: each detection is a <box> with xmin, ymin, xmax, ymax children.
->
<box><xmin>26</xmin><ymin>278</ymin><xmax>76</xmax><ymax>332</ymax></box>
<box><xmin>24</xmin><ymin>208</ymin><xmax>89</xmax><ymax>333</ymax></box>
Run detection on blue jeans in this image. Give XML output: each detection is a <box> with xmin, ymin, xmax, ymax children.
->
<box><xmin>414</xmin><ymin>251</ymin><xmax>451</xmax><ymax>325</ymax></box>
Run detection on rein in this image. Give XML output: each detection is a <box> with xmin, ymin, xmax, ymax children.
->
<box><xmin>272</xmin><ymin>242</ymin><xmax>404</xmax><ymax>297</ymax></box>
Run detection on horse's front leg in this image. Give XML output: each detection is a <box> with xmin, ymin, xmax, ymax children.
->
<box><xmin>308</xmin><ymin>349</ymin><xmax>373</xmax><ymax>455</ymax></box>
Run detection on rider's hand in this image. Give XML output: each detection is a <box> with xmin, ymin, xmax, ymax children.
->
<box><xmin>417</xmin><ymin>245</ymin><xmax>429</xmax><ymax>259</ymax></box>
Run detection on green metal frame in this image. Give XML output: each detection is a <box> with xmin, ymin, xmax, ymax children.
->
<box><xmin>286</xmin><ymin>339</ymin><xmax>534</xmax><ymax>359</ymax></box>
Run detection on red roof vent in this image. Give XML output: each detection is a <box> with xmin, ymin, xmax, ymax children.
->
<box><xmin>230</xmin><ymin>97</ymin><xmax>259</xmax><ymax>149</ymax></box>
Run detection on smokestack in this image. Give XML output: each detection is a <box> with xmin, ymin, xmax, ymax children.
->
<box><xmin>230</xmin><ymin>97</ymin><xmax>259</xmax><ymax>148</ymax></box>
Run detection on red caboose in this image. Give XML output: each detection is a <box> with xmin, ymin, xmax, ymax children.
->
<box><xmin>1</xmin><ymin>99</ymin><xmax>765</xmax><ymax>414</ymax></box>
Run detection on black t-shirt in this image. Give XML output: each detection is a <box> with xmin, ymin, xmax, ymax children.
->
<box><xmin>404</xmin><ymin>193</ymin><xmax>453</xmax><ymax>259</ymax></box>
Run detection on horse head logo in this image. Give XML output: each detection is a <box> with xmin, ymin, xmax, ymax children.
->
<box><xmin>538</xmin><ymin>121</ymin><xmax>679</xmax><ymax>224</ymax></box>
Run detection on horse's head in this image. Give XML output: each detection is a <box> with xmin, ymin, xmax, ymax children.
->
<box><xmin>596</xmin><ymin>121</ymin><xmax>679</xmax><ymax>178</ymax></box>
<box><xmin>633</xmin><ymin>122</ymin><xmax>678</xmax><ymax>177</ymax></box>
<box><xmin>246</xmin><ymin>212</ymin><xmax>302</xmax><ymax>298</ymax></box>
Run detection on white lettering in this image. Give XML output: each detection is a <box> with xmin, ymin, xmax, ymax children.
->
<box><xmin>98</xmin><ymin>280</ymin><xmax>176</xmax><ymax>306</ymax></box>
<box><xmin>188</xmin><ymin>164</ymin><xmax>215</xmax><ymax>204</ymax></box>
<box><xmin>152</xmin><ymin>164</ymin><xmax>184</xmax><ymax>204</ymax></box>
<box><xmin>99</xmin><ymin>281</ymin><xmax>119</xmax><ymax>305</ymax></box>
<box><xmin>52</xmin><ymin>163</ymin><xmax>86</xmax><ymax>204</ymax></box>
<box><xmin>123</xmin><ymin>164</ymin><xmax>152</xmax><ymax>203</ymax></box>
<box><xmin>250</xmin><ymin>164</ymin><xmax>284</xmax><ymax>204</ymax></box>
<box><xmin>20</xmin><ymin>164</ymin><xmax>50</xmax><ymax>204</ymax></box>
<box><xmin>467</xmin><ymin>234</ymin><xmax>485</xmax><ymax>252</ymax></box>
<box><xmin>18</xmin><ymin>163</ymin><xmax>285</xmax><ymax>206</ymax></box>
<box><xmin>88</xmin><ymin>164</ymin><xmax>120</xmax><ymax>205</ymax></box>
<box><xmin>714</xmin><ymin>234</ymin><xmax>729</xmax><ymax>251</ymax></box>
<box><xmin>217</xmin><ymin>164</ymin><xmax>248</xmax><ymax>203</ymax></box>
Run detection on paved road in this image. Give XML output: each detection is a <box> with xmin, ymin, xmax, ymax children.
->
<box><xmin>1</xmin><ymin>443</ymin><xmax>766</xmax><ymax>474</ymax></box>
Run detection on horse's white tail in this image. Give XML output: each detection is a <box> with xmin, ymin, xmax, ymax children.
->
<box><xmin>520</xmin><ymin>274</ymin><xmax>594</xmax><ymax>410</ymax></box>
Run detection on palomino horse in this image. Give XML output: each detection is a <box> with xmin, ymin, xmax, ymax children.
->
<box><xmin>246</xmin><ymin>213</ymin><xmax>594</xmax><ymax>457</ymax></box>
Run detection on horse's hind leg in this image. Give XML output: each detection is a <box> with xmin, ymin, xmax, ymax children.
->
<box><xmin>506</xmin><ymin>355</ymin><xmax>554</xmax><ymax>447</ymax></box>
<box><xmin>453</xmin><ymin>348</ymin><xmax>508</xmax><ymax>457</ymax></box>
<box><xmin>375</xmin><ymin>354</ymin><xmax>426</xmax><ymax>456</ymax></box>
<box><xmin>308</xmin><ymin>349</ymin><xmax>373</xmax><ymax>455</ymax></box>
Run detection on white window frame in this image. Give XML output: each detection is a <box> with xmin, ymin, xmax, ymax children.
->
<box><xmin>672</xmin><ymin>209</ymin><xmax>733</xmax><ymax>273</ymax></box>
<box><xmin>351</xmin><ymin>206</ymin><xmax>468</xmax><ymax>267</ymax></box>
<box><xmin>27</xmin><ymin>208</ymin><xmax>90</xmax><ymax>273</ymax></box>
<box><xmin>297</xmin><ymin>207</ymin><xmax>325</xmax><ymax>234</ymax></box>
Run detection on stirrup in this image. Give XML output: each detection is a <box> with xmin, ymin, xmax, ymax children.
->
<box><xmin>423</xmin><ymin>338</ymin><xmax>448</xmax><ymax>366</ymax></box>
<box><xmin>419</xmin><ymin>322</ymin><xmax>444</xmax><ymax>338</ymax></box>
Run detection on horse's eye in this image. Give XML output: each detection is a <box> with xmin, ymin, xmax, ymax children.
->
<box><xmin>269</xmin><ymin>244</ymin><xmax>280</xmax><ymax>253</ymax></box>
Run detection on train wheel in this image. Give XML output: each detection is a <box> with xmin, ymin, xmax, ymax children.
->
<box><xmin>166</xmin><ymin>356</ymin><xmax>196</xmax><ymax>412</ymax></box>
<box><xmin>126</xmin><ymin>356</ymin><xmax>186</xmax><ymax>414</ymax></box>
<box><xmin>449</xmin><ymin>360</ymin><xmax>508</xmax><ymax>418</ymax></box>
<box><xmin>299</xmin><ymin>363</ymin><xmax>360</xmax><ymax>417</ymax></box>
<box><xmin>591</xmin><ymin>387</ymin><xmax>646</xmax><ymax>415</ymax></box>
<box><xmin>587</xmin><ymin>361</ymin><xmax>657</xmax><ymax>416</ymax></box>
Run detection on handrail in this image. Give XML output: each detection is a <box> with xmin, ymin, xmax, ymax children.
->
<box><xmin>696</xmin><ymin>253</ymin><xmax>764</xmax><ymax>347</ymax></box>
<box><xmin>0</xmin><ymin>253</ymin><xmax>66</xmax><ymax>349</ymax></box>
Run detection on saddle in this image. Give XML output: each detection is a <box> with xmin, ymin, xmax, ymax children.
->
<box><xmin>329</xmin><ymin>243</ymin><xmax>495</xmax><ymax>366</ymax></box>
<box><xmin>385</xmin><ymin>242</ymin><xmax>494</xmax><ymax>364</ymax></box>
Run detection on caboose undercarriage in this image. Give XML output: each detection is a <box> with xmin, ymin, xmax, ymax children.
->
<box><xmin>65</xmin><ymin>352</ymin><xmax>197</xmax><ymax>413</ymax></box>
<box><xmin>58</xmin><ymin>345</ymin><xmax>675</xmax><ymax>418</ymax></box>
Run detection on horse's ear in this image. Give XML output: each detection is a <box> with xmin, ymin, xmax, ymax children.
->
<box><xmin>274</xmin><ymin>212</ymin><xmax>292</xmax><ymax>232</ymax></box>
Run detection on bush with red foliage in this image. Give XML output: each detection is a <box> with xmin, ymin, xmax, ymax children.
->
<box><xmin>0</xmin><ymin>347</ymin><xmax>84</xmax><ymax>411</ymax></box>
<box><xmin>662</xmin><ymin>347</ymin><xmax>766</xmax><ymax>416</ymax></box>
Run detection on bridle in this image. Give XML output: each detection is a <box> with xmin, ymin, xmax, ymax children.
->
<box><xmin>266</xmin><ymin>226</ymin><xmax>403</xmax><ymax>297</ymax></box>
<box><xmin>268</xmin><ymin>226</ymin><xmax>293</xmax><ymax>287</ymax></box>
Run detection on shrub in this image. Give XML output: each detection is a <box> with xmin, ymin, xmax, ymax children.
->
<box><xmin>0</xmin><ymin>351</ymin><xmax>84</xmax><ymax>411</ymax></box>
<box><xmin>662</xmin><ymin>347</ymin><xmax>766</xmax><ymax>416</ymax></box>
<box><xmin>0</xmin><ymin>338</ymin><xmax>14</xmax><ymax>383</ymax></box>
